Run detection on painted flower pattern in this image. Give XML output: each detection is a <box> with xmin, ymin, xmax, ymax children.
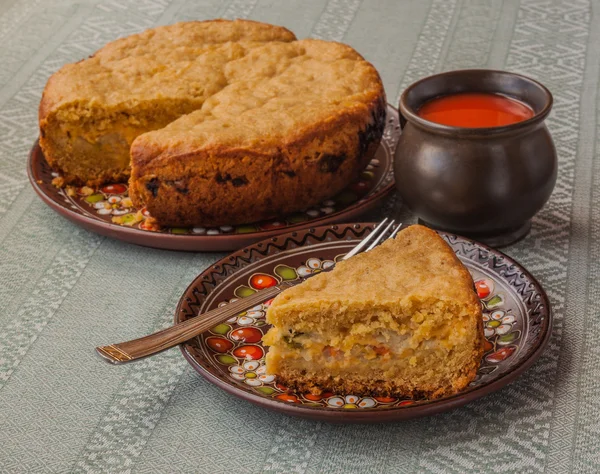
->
<box><xmin>228</xmin><ymin>360</ymin><xmax>275</xmax><ymax>387</ymax></box>
<box><xmin>483</xmin><ymin>310</ymin><xmax>516</xmax><ymax>338</ymax></box>
<box><xmin>474</xmin><ymin>277</ymin><xmax>520</xmax><ymax>352</ymax></box>
<box><xmin>78</xmin><ymin>184</ymin><xmax>133</xmax><ymax>216</ymax></box>
<box><xmin>234</xmin><ymin>273</ymin><xmax>280</xmax><ymax>298</ymax></box>
<box><xmin>471</xmin><ymin>277</ymin><xmax>521</xmax><ymax>384</ymax></box>
<box><xmin>326</xmin><ymin>395</ymin><xmax>377</xmax><ymax>409</ymax></box>
<box><xmin>90</xmin><ymin>195</ymin><xmax>133</xmax><ymax>215</ymax></box>
<box><xmin>222</xmin><ymin>303</ymin><xmax>267</xmax><ymax>326</ymax></box>
<box><xmin>296</xmin><ymin>257</ymin><xmax>335</xmax><ymax>277</ymax></box>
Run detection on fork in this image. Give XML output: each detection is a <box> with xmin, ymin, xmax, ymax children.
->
<box><xmin>96</xmin><ymin>219</ymin><xmax>403</xmax><ymax>364</ymax></box>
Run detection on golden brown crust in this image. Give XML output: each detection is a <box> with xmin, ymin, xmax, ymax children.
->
<box><xmin>274</xmin><ymin>356</ymin><xmax>482</xmax><ymax>400</ymax></box>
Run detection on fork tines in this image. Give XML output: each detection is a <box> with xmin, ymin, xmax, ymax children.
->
<box><xmin>342</xmin><ymin>219</ymin><xmax>402</xmax><ymax>261</ymax></box>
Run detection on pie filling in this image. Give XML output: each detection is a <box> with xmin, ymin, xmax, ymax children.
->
<box><xmin>263</xmin><ymin>303</ymin><xmax>479</xmax><ymax>388</ymax></box>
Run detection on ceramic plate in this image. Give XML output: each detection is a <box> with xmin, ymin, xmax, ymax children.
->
<box><xmin>176</xmin><ymin>223</ymin><xmax>552</xmax><ymax>423</ymax></box>
<box><xmin>27</xmin><ymin>105</ymin><xmax>399</xmax><ymax>252</ymax></box>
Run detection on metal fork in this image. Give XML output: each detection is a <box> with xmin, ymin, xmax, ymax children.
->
<box><xmin>96</xmin><ymin>219</ymin><xmax>403</xmax><ymax>364</ymax></box>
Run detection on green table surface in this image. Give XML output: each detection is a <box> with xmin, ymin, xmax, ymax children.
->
<box><xmin>1</xmin><ymin>0</ymin><xmax>599</xmax><ymax>472</ymax></box>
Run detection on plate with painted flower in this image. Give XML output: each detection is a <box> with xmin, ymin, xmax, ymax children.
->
<box><xmin>28</xmin><ymin>105</ymin><xmax>399</xmax><ymax>252</ymax></box>
<box><xmin>176</xmin><ymin>223</ymin><xmax>551</xmax><ymax>422</ymax></box>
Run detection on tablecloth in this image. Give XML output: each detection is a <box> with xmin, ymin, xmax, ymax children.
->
<box><xmin>1</xmin><ymin>0</ymin><xmax>598</xmax><ymax>472</ymax></box>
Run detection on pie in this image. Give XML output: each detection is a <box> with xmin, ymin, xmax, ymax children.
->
<box><xmin>39</xmin><ymin>19</ymin><xmax>386</xmax><ymax>226</ymax></box>
<box><xmin>263</xmin><ymin>225</ymin><xmax>484</xmax><ymax>399</ymax></box>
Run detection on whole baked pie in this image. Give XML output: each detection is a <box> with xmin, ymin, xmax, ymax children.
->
<box><xmin>263</xmin><ymin>225</ymin><xmax>485</xmax><ymax>399</ymax></box>
<box><xmin>39</xmin><ymin>19</ymin><xmax>386</xmax><ymax>226</ymax></box>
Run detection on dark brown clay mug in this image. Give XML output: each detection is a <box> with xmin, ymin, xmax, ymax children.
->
<box><xmin>394</xmin><ymin>69</ymin><xmax>557</xmax><ymax>246</ymax></box>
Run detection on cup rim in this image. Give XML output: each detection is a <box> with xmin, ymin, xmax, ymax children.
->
<box><xmin>399</xmin><ymin>69</ymin><xmax>553</xmax><ymax>136</ymax></box>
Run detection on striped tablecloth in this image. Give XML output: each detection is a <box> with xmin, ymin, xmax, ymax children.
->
<box><xmin>1</xmin><ymin>0</ymin><xmax>598</xmax><ymax>472</ymax></box>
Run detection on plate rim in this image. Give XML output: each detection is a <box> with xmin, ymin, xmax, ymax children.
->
<box><xmin>176</xmin><ymin>222</ymin><xmax>553</xmax><ymax>423</ymax></box>
<box><xmin>27</xmin><ymin>105</ymin><xmax>399</xmax><ymax>252</ymax></box>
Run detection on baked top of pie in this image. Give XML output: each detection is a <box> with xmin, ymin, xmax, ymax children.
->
<box><xmin>39</xmin><ymin>19</ymin><xmax>296</xmax><ymax>119</ymax></box>
<box><xmin>263</xmin><ymin>225</ymin><xmax>484</xmax><ymax>399</ymax></box>
<box><xmin>131</xmin><ymin>39</ymin><xmax>384</xmax><ymax>169</ymax></box>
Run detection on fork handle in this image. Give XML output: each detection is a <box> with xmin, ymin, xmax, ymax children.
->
<box><xmin>96</xmin><ymin>283</ymin><xmax>289</xmax><ymax>364</ymax></box>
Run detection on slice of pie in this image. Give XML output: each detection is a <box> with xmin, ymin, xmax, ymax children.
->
<box><xmin>263</xmin><ymin>225</ymin><xmax>484</xmax><ymax>399</ymax></box>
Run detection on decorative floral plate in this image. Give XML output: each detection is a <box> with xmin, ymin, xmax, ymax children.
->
<box><xmin>27</xmin><ymin>106</ymin><xmax>399</xmax><ymax>252</ymax></box>
<box><xmin>176</xmin><ymin>223</ymin><xmax>552</xmax><ymax>422</ymax></box>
